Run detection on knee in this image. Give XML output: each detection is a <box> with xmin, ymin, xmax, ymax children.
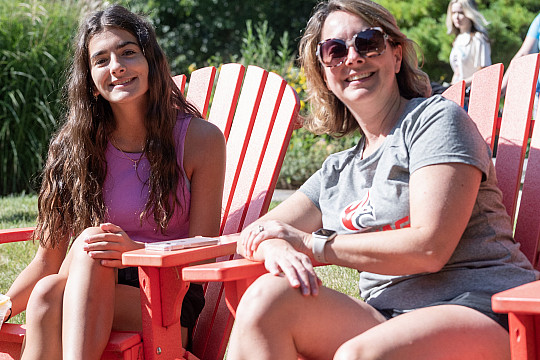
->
<box><xmin>26</xmin><ymin>275</ymin><xmax>66</xmax><ymax>323</ymax></box>
<box><xmin>235</xmin><ymin>274</ymin><xmax>296</xmax><ymax>328</ymax></box>
<box><xmin>334</xmin><ymin>338</ymin><xmax>377</xmax><ymax>360</ymax></box>
<box><xmin>69</xmin><ymin>227</ymin><xmax>105</xmax><ymax>265</ymax></box>
<box><xmin>71</xmin><ymin>226</ymin><xmax>103</xmax><ymax>251</ymax></box>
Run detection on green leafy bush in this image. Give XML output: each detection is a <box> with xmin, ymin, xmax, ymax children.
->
<box><xmin>124</xmin><ymin>0</ymin><xmax>318</xmax><ymax>76</ymax></box>
<box><xmin>235</xmin><ymin>21</ymin><xmax>362</xmax><ymax>188</ymax></box>
<box><xmin>277</xmin><ymin>129</ymin><xmax>362</xmax><ymax>189</ymax></box>
<box><xmin>0</xmin><ymin>0</ymin><xmax>81</xmax><ymax>195</ymax></box>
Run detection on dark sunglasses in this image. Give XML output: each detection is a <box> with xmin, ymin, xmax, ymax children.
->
<box><xmin>316</xmin><ymin>27</ymin><xmax>388</xmax><ymax>68</ymax></box>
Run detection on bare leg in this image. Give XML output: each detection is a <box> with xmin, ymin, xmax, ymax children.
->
<box><xmin>228</xmin><ymin>274</ymin><xmax>509</xmax><ymax>360</ymax></box>
<box><xmin>21</xmin><ymin>275</ymin><xmax>66</xmax><ymax>360</ymax></box>
<box><xmin>61</xmin><ymin>228</ymin><xmax>116</xmax><ymax>360</ymax></box>
<box><xmin>227</xmin><ymin>273</ymin><xmax>385</xmax><ymax>360</ymax></box>
<box><xmin>333</xmin><ymin>305</ymin><xmax>510</xmax><ymax>360</ymax></box>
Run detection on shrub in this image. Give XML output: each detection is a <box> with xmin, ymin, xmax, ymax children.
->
<box><xmin>236</xmin><ymin>21</ymin><xmax>362</xmax><ymax>189</ymax></box>
<box><xmin>0</xmin><ymin>0</ymin><xmax>82</xmax><ymax>195</ymax></box>
<box><xmin>277</xmin><ymin>128</ymin><xmax>362</xmax><ymax>189</ymax></box>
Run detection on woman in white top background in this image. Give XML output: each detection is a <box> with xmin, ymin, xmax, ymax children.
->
<box><xmin>446</xmin><ymin>0</ymin><xmax>491</xmax><ymax>87</ymax></box>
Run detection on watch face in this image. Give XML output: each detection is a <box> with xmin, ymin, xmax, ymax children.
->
<box><xmin>314</xmin><ymin>228</ymin><xmax>336</xmax><ymax>237</ymax></box>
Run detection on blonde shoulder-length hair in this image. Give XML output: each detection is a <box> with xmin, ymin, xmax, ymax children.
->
<box><xmin>446</xmin><ymin>0</ymin><xmax>489</xmax><ymax>38</ymax></box>
<box><xmin>299</xmin><ymin>0</ymin><xmax>431</xmax><ymax>136</ymax></box>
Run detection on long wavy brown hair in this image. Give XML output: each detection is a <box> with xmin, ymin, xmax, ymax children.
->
<box><xmin>299</xmin><ymin>0</ymin><xmax>431</xmax><ymax>136</ymax></box>
<box><xmin>34</xmin><ymin>5</ymin><xmax>202</xmax><ymax>248</ymax></box>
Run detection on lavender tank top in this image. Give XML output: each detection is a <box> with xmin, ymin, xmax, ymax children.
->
<box><xmin>103</xmin><ymin>113</ymin><xmax>192</xmax><ymax>243</ymax></box>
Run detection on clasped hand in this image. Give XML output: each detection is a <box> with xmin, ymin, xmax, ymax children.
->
<box><xmin>240</xmin><ymin>220</ymin><xmax>321</xmax><ymax>296</ymax></box>
<box><xmin>82</xmin><ymin>223</ymin><xmax>144</xmax><ymax>268</ymax></box>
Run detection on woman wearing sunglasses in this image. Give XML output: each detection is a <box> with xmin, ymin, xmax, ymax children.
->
<box><xmin>228</xmin><ymin>0</ymin><xmax>538</xmax><ymax>359</ymax></box>
<box><xmin>447</xmin><ymin>0</ymin><xmax>491</xmax><ymax>87</ymax></box>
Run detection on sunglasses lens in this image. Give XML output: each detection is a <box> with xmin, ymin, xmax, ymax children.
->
<box><xmin>319</xmin><ymin>39</ymin><xmax>348</xmax><ymax>67</ymax></box>
<box><xmin>354</xmin><ymin>29</ymin><xmax>386</xmax><ymax>57</ymax></box>
<box><xmin>318</xmin><ymin>28</ymin><xmax>387</xmax><ymax>67</ymax></box>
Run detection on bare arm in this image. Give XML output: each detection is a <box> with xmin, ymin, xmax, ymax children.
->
<box><xmin>6</xmin><ymin>239</ymin><xmax>68</xmax><ymax>318</ymax></box>
<box><xmin>322</xmin><ymin>163</ymin><xmax>481</xmax><ymax>274</ymax></box>
<box><xmin>238</xmin><ymin>190</ymin><xmax>323</xmax><ymax>259</ymax></box>
<box><xmin>241</xmin><ymin>163</ymin><xmax>481</xmax><ymax>294</ymax></box>
<box><xmin>184</xmin><ymin>117</ymin><xmax>226</xmax><ymax>238</ymax></box>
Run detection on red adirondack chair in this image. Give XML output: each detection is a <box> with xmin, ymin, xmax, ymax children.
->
<box><xmin>183</xmin><ymin>54</ymin><xmax>540</xmax><ymax>359</ymax></box>
<box><xmin>0</xmin><ymin>63</ymin><xmax>300</xmax><ymax>360</ymax></box>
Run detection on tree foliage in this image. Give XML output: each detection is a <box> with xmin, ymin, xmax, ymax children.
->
<box><xmin>124</xmin><ymin>0</ymin><xmax>319</xmax><ymax>75</ymax></box>
<box><xmin>3</xmin><ymin>0</ymin><xmax>540</xmax><ymax>194</ymax></box>
<box><xmin>379</xmin><ymin>0</ymin><xmax>540</xmax><ymax>82</ymax></box>
<box><xmin>124</xmin><ymin>0</ymin><xmax>540</xmax><ymax>82</ymax></box>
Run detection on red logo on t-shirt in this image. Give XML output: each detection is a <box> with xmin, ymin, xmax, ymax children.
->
<box><xmin>341</xmin><ymin>191</ymin><xmax>375</xmax><ymax>231</ymax></box>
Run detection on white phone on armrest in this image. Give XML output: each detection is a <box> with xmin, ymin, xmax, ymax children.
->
<box><xmin>145</xmin><ymin>237</ymin><xmax>219</xmax><ymax>251</ymax></box>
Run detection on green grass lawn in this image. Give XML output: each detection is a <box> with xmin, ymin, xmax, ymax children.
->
<box><xmin>0</xmin><ymin>195</ymin><xmax>360</xmax><ymax>326</ymax></box>
<box><xmin>0</xmin><ymin>194</ymin><xmax>39</xmax><ymax>324</ymax></box>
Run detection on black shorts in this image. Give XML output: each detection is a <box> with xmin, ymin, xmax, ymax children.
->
<box><xmin>375</xmin><ymin>292</ymin><xmax>509</xmax><ymax>331</ymax></box>
<box><xmin>117</xmin><ymin>267</ymin><xmax>205</xmax><ymax>329</ymax></box>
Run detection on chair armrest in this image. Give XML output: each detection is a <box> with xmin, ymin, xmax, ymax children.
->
<box><xmin>119</xmin><ymin>234</ymin><xmax>240</xmax><ymax>359</ymax></box>
<box><xmin>492</xmin><ymin>280</ymin><xmax>540</xmax><ymax>314</ymax></box>
<box><xmin>121</xmin><ymin>234</ymin><xmax>238</xmax><ymax>267</ymax></box>
<box><xmin>182</xmin><ymin>258</ymin><xmax>267</xmax><ymax>316</ymax></box>
<box><xmin>182</xmin><ymin>256</ymin><xmax>329</xmax><ymax>315</ymax></box>
<box><xmin>182</xmin><ymin>258</ymin><xmax>267</xmax><ymax>282</ymax></box>
<box><xmin>0</xmin><ymin>228</ymin><xmax>35</xmax><ymax>244</ymax></box>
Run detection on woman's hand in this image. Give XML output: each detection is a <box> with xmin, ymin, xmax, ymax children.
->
<box><xmin>259</xmin><ymin>239</ymin><xmax>321</xmax><ymax>296</ymax></box>
<box><xmin>241</xmin><ymin>220</ymin><xmax>310</xmax><ymax>259</ymax></box>
<box><xmin>82</xmin><ymin>223</ymin><xmax>144</xmax><ymax>268</ymax></box>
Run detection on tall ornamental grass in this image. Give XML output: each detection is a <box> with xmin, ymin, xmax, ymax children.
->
<box><xmin>0</xmin><ymin>0</ymin><xmax>82</xmax><ymax>195</ymax></box>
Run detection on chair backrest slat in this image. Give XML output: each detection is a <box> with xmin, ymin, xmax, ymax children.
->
<box><xmin>467</xmin><ymin>64</ymin><xmax>503</xmax><ymax>149</ymax></box>
<box><xmin>515</xmin><ymin>120</ymin><xmax>540</xmax><ymax>267</ymax></box>
<box><xmin>441</xmin><ymin>80</ymin><xmax>465</xmax><ymax>107</ymax></box>
<box><xmin>173</xmin><ymin>74</ymin><xmax>187</xmax><ymax>94</ymax></box>
<box><xmin>242</xmin><ymin>84</ymin><xmax>299</xmax><ymax>227</ymax></box>
<box><xmin>186</xmin><ymin>66</ymin><xmax>217</xmax><ymax>118</ymax></box>
<box><xmin>221</xmin><ymin>72</ymin><xmax>286</xmax><ymax>235</ymax></box>
<box><xmin>192</xmin><ymin>283</ymin><xmax>231</xmax><ymax>359</ymax></box>
<box><xmin>207</xmin><ymin>64</ymin><xmax>245</xmax><ymax>139</ymax></box>
<box><xmin>189</xmin><ymin>64</ymin><xmax>299</xmax><ymax>359</ymax></box>
<box><xmin>442</xmin><ymin>54</ymin><xmax>540</xmax><ymax>268</ymax></box>
<box><xmin>495</xmin><ymin>54</ymin><xmax>539</xmax><ymax>221</ymax></box>
<box><xmin>219</xmin><ymin>66</ymin><xmax>268</xmax><ymax>234</ymax></box>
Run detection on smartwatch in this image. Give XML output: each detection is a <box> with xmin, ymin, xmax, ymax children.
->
<box><xmin>311</xmin><ymin>228</ymin><xmax>337</xmax><ymax>263</ymax></box>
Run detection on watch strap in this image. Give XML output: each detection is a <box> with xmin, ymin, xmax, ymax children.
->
<box><xmin>312</xmin><ymin>235</ymin><xmax>329</xmax><ymax>263</ymax></box>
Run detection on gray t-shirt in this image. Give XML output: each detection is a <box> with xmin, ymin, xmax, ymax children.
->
<box><xmin>300</xmin><ymin>96</ymin><xmax>539</xmax><ymax>310</ymax></box>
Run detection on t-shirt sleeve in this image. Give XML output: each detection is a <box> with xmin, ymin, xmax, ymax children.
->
<box><xmin>526</xmin><ymin>13</ymin><xmax>540</xmax><ymax>44</ymax></box>
<box><xmin>299</xmin><ymin>168</ymin><xmax>323</xmax><ymax>210</ymax></box>
<box><xmin>472</xmin><ymin>33</ymin><xmax>491</xmax><ymax>68</ymax></box>
<box><xmin>406</xmin><ymin>98</ymin><xmax>491</xmax><ymax>179</ymax></box>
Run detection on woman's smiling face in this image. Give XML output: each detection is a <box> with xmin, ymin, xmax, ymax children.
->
<box><xmin>89</xmin><ymin>27</ymin><xmax>149</xmax><ymax>107</ymax></box>
<box><xmin>320</xmin><ymin>11</ymin><xmax>402</xmax><ymax>112</ymax></box>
